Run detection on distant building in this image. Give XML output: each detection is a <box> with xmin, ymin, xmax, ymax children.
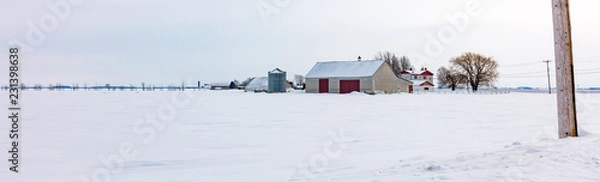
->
<box><xmin>245</xmin><ymin>77</ymin><xmax>268</xmax><ymax>92</ymax></box>
<box><xmin>304</xmin><ymin>60</ymin><xmax>412</xmax><ymax>94</ymax></box>
<box><xmin>401</xmin><ymin>68</ymin><xmax>435</xmax><ymax>92</ymax></box>
<box><xmin>211</xmin><ymin>83</ymin><xmax>230</xmax><ymax>90</ymax></box>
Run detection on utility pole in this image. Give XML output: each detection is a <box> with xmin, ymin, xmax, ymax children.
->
<box><xmin>543</xmin><ymin>60</ymin><xmax>552</xmax><ymax>94</ymax></box>
<box><xmin>552</xmin><ymin>0</ymin><xmax>578</xmax><ymax>139</ymax></box>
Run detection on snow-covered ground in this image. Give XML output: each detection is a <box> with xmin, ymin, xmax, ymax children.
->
<box><xmin>2</xmin><ymin>91</ymin><xmax>599</xmax><ymax>182</ymax></box>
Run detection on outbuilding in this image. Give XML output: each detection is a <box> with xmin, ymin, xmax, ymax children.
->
<box><xmin>305</xmin><ymin>60</ymin><xmax>412</xmax><ymax>94</ymax></box>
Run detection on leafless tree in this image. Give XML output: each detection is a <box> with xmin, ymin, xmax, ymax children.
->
<box><xmin>375</xmin><ymin>51</ymin><xmax>402</xmax><ymax>76</ymax></box>
<box><xmin>450</xmin><ymin>52</ymin><xmax>499</xmax><ymax>91</ymax></box>
<box><xmin>437</xmin><ymin>66</ymin><xmax>466</xmax><ymax>91</ymax></box>
<box><xmin>399</xmin><ymin>56</ymin><xmax>413</xmax><ymax>71</ymax></box>
<box><xmin>240</xmin><ymin>77</ymin><xmax>255</xmax><ymax>87</ymax></box>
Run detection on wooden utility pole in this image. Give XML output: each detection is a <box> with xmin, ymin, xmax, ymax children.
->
<box><xmin>543</xmin><ymin>60</ymin><xmax>552</xmax><ymax>94</ymax></box>
<box><xmin>552</xmin><ymin>0</ymin><xmax>578</xmax><ymax>139</ymax></box>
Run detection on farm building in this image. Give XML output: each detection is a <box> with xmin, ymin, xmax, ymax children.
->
<box><xmin>305</xmin><ymin>60</ymin><xmax>412</xmax><ymax>94</ymax></box>
<box><xmin>401</xmin><ymin>68</ymin><xmax>435</xmax><ymax>92</ymax></box>
<box><xmin>268</xmin><ymin>68</ymin><xmax>287</xmax><ymax>93</ymax></box>
<box><xmin>411</xmin><ymin>80</ymin><xmax>435</xmax><ymax>92</ymax></box>
<box><xmin>210</xmin><ymin>83</ymin><xmax>230</xmax><ymax>90</ymax></box>
<box><xmin>245</xmin><ymin>77</ymin><xmax>268</xmax><ymax>92</ymax></box>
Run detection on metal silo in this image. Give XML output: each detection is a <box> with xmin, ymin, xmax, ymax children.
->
<box><xmin>268</xmin><ymin>68</ymin><xmax>287</xmax><ymax>93</ymax></box>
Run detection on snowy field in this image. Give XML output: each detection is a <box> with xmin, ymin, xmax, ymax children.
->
<box><xmin>2</xmin><ymin>91</ymin><xmax>600</xmax><ymax>182</ymax></box>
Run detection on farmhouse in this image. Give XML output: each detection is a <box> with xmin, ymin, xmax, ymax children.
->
<box><xmin>400</xmin><ymin>68</ymin><xmax>435</xmax><ymax>92</ymax></box>
<box><xmin>305</xmin><ymin>60</ymin><xmax>412</xmax><ymax>94</ymax></box>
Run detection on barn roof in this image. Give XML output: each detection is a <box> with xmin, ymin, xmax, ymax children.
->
<box><xmin>305</xmin><ymin>60</ymin><xmax>385</xmax><ymax>79</ymax></box>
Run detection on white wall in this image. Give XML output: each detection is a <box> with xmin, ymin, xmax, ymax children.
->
<box><xmin>413</xmin><ymin>85</ymin><xmax>435</xmax><ymax>92</ymax></box>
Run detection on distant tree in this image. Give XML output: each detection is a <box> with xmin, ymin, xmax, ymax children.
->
<box><xmin>399</xmin><ymin>56</ymin><xmax>413</xmax><ymax>71</ymax></box>
<box><xmin>375</xmin><ymin>51</ymin><xmax>402</xmax><ymax>76</ymax></box>
<box><xmin>437</xmin><ymin>66</ymin><xmax>466</xmax><ymax>91</ymax></box>
<box><xmin>229</xmin><ymin>81</ymin><xmax>237</xmax><ymax>89</ymax></box>
<box><xmin>294</xmin><ymin>74</ymin><xmax>305</xmax><ymax>86</ymax></box>
<box><xmin>450</xmin><ymin>52</ymin><xmax>499</xmax><ymax>91</ymax></box>
<box><xmin>141</xmin><ymin>82</ymin><xmax>146</xmax><ymax>91</ymax></box>
<box><xmin>240</xmin><ymin>77</ymin><xmax>255</xmax><ymax>87</ymax></box>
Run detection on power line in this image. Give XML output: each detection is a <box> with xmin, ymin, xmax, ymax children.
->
<box><xmin>501</xmin><ymin>61</ymin><xmax>540</xmax><ymax>67</ymax></box>
<box><xmin>501</xmin><ymin>67</ymin><xmax>600</xmax><ymax>76</ymax></box>
<box><xmin>501</xmin><ymin>71</ymin><xmax>600</xmax><ymax>78</ymax></box>
<box><xmin>500</xmin><ymin>57</ymin><xmax>600</xmax><ymax>67</ymax></box>
<box><xmin>501</xmin><ymin>71</ymin><xmax>548</xmax><ymax>76</ymax></box>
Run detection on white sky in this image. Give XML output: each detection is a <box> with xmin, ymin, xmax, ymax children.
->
<box><xmin>1</xmin><ymin>0</ymin><xmax>599</xmax><ymax>87</ymax></box>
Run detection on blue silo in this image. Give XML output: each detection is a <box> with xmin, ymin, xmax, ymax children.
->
<box><xmin>268</xmin><ymin>68</ymin><xmax>287</xmax><ymax>93</ymax></box>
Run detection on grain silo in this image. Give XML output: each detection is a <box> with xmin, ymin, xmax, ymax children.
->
<box><xmin>268</xmin><ymin>68</ymin><xmax>287</xmax><ymax>93</ymax></box>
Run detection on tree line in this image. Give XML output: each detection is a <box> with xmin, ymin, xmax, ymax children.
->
<box><xmin>374</xmin><ymin>51</ymin><xmax>414</xmax><ymax>75</ymax></box>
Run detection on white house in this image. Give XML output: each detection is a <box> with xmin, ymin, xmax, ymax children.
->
<box><xmin>400</xmin><ymin>68</ymin><xmax>435</xmax><ymax>92</ymax></box>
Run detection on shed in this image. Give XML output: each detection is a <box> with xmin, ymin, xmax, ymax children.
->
<box><xmin>305</xmin><ymin>60</ymin><xmax>413</xmax><ymax>94</ymax></box>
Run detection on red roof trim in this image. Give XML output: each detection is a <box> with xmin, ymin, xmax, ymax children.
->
<box><xmin>400</xmin><ymin>70</ymin><xmax>411</xmax><ymax>74</ymax></box>
<box><xmin>421</xmin><ymin>70</ymin><xmax>434</xmax><ymax>76</ymax></box>
<box><xmin>420</xmin><ymin>81</ymin><xmax>434</xmax><ymax>86</ymax></box>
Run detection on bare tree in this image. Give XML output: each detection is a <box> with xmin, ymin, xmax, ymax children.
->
<box><xmin>450</xmin><ymin>52</ymin><xmax>499</xmax><ymax>91</ymax></box>
<box><xmin>240</xmin><ymin>77</ymin><xmax>255</xmax><ymax>87</ymax></box>
<box><xmin>375</xmin><ymin>51</ymin><xmax>402</xmax><ymax>76</ymax></box>
<box><xmin>437</xmin><ymin>66</ymin><xmax>466</xmax><ymax>91</ymax></box>
<box><xmin>399</xmin><ymin>56</ymin><xmax>413</xmax><ymax>71</ymax></box>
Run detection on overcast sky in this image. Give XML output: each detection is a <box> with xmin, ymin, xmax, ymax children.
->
<box><xmin>2</xmin><ymin>0</ymin><xmax>599</xmax><ymax>87</ymax></box>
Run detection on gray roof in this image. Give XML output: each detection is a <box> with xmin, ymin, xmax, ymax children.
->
<box><xmin>269</xmin><ymin>68</ymin><xmax>286</xmax><ymax>74</ymax></box>
<box><xmin>305</xmin><ymin>60</ymin><xmax>385</xmax><ymax>79</ymax></box>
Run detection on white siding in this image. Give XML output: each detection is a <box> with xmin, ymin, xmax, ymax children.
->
<box><xmin>305</xmin><ymin>78</ymin><xmax>319</xmax><ymax>93</ymax></box>
<box><xmin>413</xmin><ymin>85</ymin><xmax>435</xmax><ymax>92</ymax></box>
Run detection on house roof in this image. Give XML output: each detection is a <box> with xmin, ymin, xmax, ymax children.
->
<box><xmin>305</xmin><ymin>60</ymin><xmax>385</xmax><ymax>79</ymax></box>
<box><xmin>400</xmin><ymin>70</ymin><xmax>411</xmax><ymax>74</ymax></box>
<box><xmin>412</xmin><ymin>80</ymin><xmax>434</xmax><ymax>86</ymax></box>
<box><xmin>421</xmin><ymin>70</ymin><xmax>434</xmax><ymax>76</ymax></box>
